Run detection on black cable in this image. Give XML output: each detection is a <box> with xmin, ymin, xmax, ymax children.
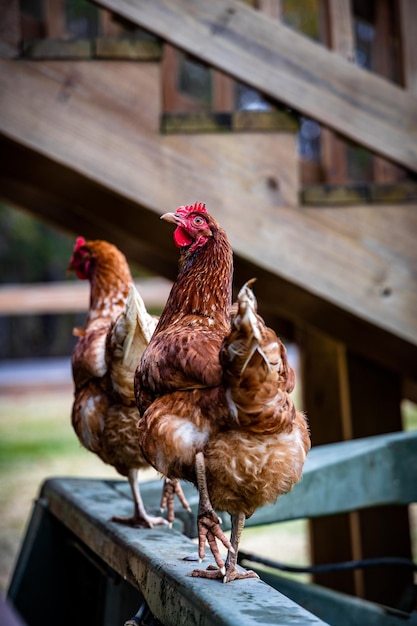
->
<box><xmin>238</xmin><ymin>550</ymin><xmax>417</xmax><ymax>575</ymax></box>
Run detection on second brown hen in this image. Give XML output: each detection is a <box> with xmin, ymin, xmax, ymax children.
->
<box><xmin>69</xmin><ymin>237</ymin><xmax>190</xmax><ymax>527</ymax></box>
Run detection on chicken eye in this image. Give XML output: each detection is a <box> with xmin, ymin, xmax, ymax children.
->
<box><xmin>193</xmin><ymin>216</ymin><xmax>204</xmax><ymax>226</ymax></box>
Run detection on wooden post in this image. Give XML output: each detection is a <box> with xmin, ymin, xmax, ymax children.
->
<box><xmin>372</xmin><ymin>0</ymin><xmax>406</xmax><ymax>183</ymax></box>
<box><xmin>298</xmin><ymin>328</ymin><xmax>358</xmax><ymax>595</ymax></box>
<box><xmin>345</xmin><ymin>351</ymin><xmax>413</xmax><ymax>606</ymax></box>
<box><xmin>320</xmin><ymin>0</ymin><xmax>354</xmax><ymax>184</ymax></box>
<box><xmin>299</xmin><ymin>328</ymin><xmax>413</xmax><ymax>605</ymax></box>
<box><xmin>44</xmin><ymin>0</ymin><xmax>67</xmax><ymax>38</ymax></box>
<box><xmin>399</xmin><ymin>0</ymin><xmax>417</xmax><ymax>94</ymax></box>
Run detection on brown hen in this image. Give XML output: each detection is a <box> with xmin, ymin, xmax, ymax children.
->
<box><xmin>135</xmin><ymin>204</ymin><xmax>310</xmax><ymax>582</ymax></box>
<box><xmin>69</xmin><ymin>237</ymin><xmax>190</xmax><ymax>527</ymax></box>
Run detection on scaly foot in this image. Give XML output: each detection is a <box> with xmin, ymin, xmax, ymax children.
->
<box><xmin>191</xmin><ymin>562</ymin><xmax>259</xmax><ymax>583</ymax></box>
<box><xmin>111</xmin><ymin>512</ymin><xmax>168</xmax><ymax>528</ymax></box>
<box><xmin>160</xmin><ymin>478</ymin><xmax>192</xmax><ymax>525</ymax></box>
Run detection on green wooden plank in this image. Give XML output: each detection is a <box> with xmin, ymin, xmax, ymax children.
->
<box><xmin>302</xmin><ymin>183</ymin><xmax>417</xmax><ymax>206</ymax></box>
<box><xmin>40</xmin><ymin>477</ymin><xmax>328</xmax><ymax>625</ymax></box>
<box><xmin>22</xmin><ymin>39</ymin><xmax>92</xmax><ymax>59</ymax></box>
<box><xmin>246</xmin><ymin>570</ymin><xmax>417</xmax><ymax>626</ymax></box>
<box><xmin>233</xmin><ymin>110</ymin><xmax>298</xmax><ymax>132</ymax></box>
<box><xmin>94</xmin><ymin>38</ymin><xmax>163</xmax><ymax>60</ymax></box>
<box><xmin>247</xmin><ymin>430</ymin><xmax>417</xmax><ymax>526</ymax></box>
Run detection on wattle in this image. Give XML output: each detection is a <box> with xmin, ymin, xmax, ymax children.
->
<box><xmin>174</xmin><ymin>227</ymin><xmax>193</xmax><ymax>248</ymax></box>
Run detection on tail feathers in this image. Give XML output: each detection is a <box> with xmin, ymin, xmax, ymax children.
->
<box><xmin>222</xmin><ymin>280</ymin><xmax>296</xmax><ymax>427</ymax></box>
<box><xmin>226</xmin><ymin>280</ymin><xmax>280</xmax><ymax>377</ymax></box>
<box><xmin>122</xmin><ymin>284</ymin><xmax>158</xmax><ymax>369</ymax></box>
<box><xmin>111</xmin><ymin>284</ymin><xmax>158</xmax><ymax>372</ymax></box>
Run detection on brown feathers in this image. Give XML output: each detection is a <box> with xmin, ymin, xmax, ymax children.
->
<box><xmin>69</xmin><ymin>239</ymin><xmax>165</xmax><ymax>527</ymax></box>
<box><xmin>135</xmin><ymin>205</ymin><xmax>310</xmax><ymax>581</ymax></box>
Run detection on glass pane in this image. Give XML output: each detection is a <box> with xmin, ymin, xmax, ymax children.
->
<box><xmin>282</xmin><ymin>0</ymin><xmax>321</xmax><ymax>42</ymax></box>
<box><xmin>298</xmin><ymin>117</ymin><xmax>321</xmax><ymax>161</ymax></box>
<box><xmin>20</xmin><ymin>0</ymin><xmax>43</xmax><ymax>20</ymax></box>
<box><xmin>65</xmin><ymin>0</ymin><xmax>99</xmax><ymax>38</ymax></box>
<box><xmin>177</xmin><ymin>52</ymin><xmax>212</xmax><ymax>106</ymax></box>
<box><xmin>235</xmin><ymin>83</ymin><xmax>272</xmax><ymax>111</ymax></box>
<box><xmin>354</xmin><ymin>17</ymin><xmax>375</xmax><ymax>71</ymax></box>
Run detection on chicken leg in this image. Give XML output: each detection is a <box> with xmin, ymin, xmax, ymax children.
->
<box><xmin>111</xmin><ymin>469</ymin><xmax>168</xmax><ymax>528</ymax></box>
<box><xmin>191</xmin><ymin>452</ymin><xmax>233</xmax><ymax>577</ymax></box>
<box><xmin>160</xmin><ymin>478</ymin><xmax>192</xmax><ymax>526</ymax></box>
<box><xmin>192</xmin><ymin>510</ymin><xmax>259</xmax><ymax>583</ymax></box>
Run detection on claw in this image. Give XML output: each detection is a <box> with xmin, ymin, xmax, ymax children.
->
<box><xmin>160</xmin><ymin>478</ymin><xmax>192</xmax><ymax>523</ymax></box>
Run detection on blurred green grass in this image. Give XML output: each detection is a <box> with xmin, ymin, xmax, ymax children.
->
<box><xmin>0</xmin><ymin>393</ymin><xmax>83</xmax><ymax>466</ymax></box>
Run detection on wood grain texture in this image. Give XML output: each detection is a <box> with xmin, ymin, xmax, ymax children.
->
<box><xmin>399</xmin><ymin>0</ymin><xmax>417</xmax><ymax>95</ymax></box>
<box><xmin>0</xmin><ymin>59</ymin><xmax>416</xmax><ymax>367</ymax></box>
<box><xmin>94</xmin><ymin>0</ymin><xmax>417</xmax><ymax>172</ymax></box>
<box><xmin>36</xmin><ymin>478</ymin><xmax>327</xmax><ymax>625</ymax></box>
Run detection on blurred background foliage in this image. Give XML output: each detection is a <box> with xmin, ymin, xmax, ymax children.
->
<box><xmin>0</xmin><ymin>204</ymin><xmax>80</xmax><ymax>360</ymax></box>
<box><xmin>0</xmin><ymin>204</ymin><xmax>148</xmax><ymax>360</ymax></box>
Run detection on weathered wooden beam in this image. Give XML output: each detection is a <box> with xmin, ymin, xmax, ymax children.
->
<box><xmin>161</xmin><ymin>110</ymin><xmax>298</xmax><ymax>133</ymax></box>
<box><xmin>297</xmin><ymin>329</ymin><xmax>357</xmax><ymax>595</ymax></box>
<box><xmin>93</xmin><ymin>0</ymin><xmax>417</xmax><ymax>172</ymax></box>
<box><xmin>8</xmin><ymin>477</ymin><xmax>328</xmax><ymax>626</ymax></box>
<box><xmin>400</xmin><ymin>0</ymin><xmax>417</xmax><ymax>95</ymax></box>
<box><xmin>1</xmin><ymin>60</ymin><xmax>417</xmax><ymax>375</ymax></box>
<box><xmin>302</xmin><ymin>182</ymin><xmax>417</xmax><ymax>205</ymax></box>
<box><xmin>20</xmin><ymin>37</ymin><xmax>163</xmax><ymax>60</ymax></box>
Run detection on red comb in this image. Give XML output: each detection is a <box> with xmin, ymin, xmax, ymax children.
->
<box><xmin>176</xmin><ymin>202</ymin><xmax>207</xmax><ymax>216</ymax></box>
<box><xmin>74</xmin><ymin>237</ymin><xmax>86</xmax><ymax>251</ymax></box>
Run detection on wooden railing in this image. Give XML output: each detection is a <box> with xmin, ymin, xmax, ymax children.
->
<box><xmin>7</xmin><ymin>430</ymin><xmax>417</xmax><ymax>626</ymax></box>
<box><xmin>0</xmin><ymin>278</ymin><xmax>171</xmax><ymax>315</ymax></box>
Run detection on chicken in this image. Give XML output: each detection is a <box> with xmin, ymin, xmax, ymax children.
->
<box><xmin>69</xmin><ymin>237</ymin><xmax>190</xmax><ymax>527</ymax></box>
<box><xmin>135</xmin><ymin>204</ymin><xmax>310</xmax><ymax>582</ymax></box>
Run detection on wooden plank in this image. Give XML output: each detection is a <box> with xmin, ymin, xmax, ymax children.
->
<box><xmin>31</xmin><ymin>478</ymin><xmax>327</xmax><ymax>625</ymax></box>
<box><xmin>161</xmin><ymin>110</ymin><xmax>298</xmax><ymax>133</ymax></box>
<box><xmin>326</xmin><ymin>0</ymin><xmax>355</xmax><ymax>62</ymax></box>
<box><xmin>320</xmin><ymin>0</ymin><xmax>354</xmax><ymax>185</ymax></box>
<box><xmin>1</xmin><ymin>60</ymin><xmax>417</xmax><ymax>368</ymax></box>
<box><xmin>297</xmin><ymin>329</ymin><xmax>356</xmax><ymax>595</ymax></box>
<box><xmin>100</xmin><ymin>8</ymin><xmax>124</xmax><ymax>37</ymax></box>
<box><xmin>296</xmin><ymin>327</ymin><xmax>414</xmax><ymax>603</ymax></box>
<box><xmin>302</xmin><ymin>182</ymin><xmax>417</xmax><ymax>205</ymax></box>
<box><xmin>22</xmin><ymin>39</ymin><xmax>92</xmax><ymax>59</ymax></box>
<box><xmin>345</xmin><ymin>351</ymin><xmax>412</xmax><ymax>606</ymax></box>
<box><xmin>399</xmin><ymin>0</ymin><xmax>417</xmax><ymax>94</ymax></box>
<box><xmin>44</xmin><ymin>0</ymin><xmax>66</xmax><ymax>38</ymax></box>
<box><xmin>94</xmin><ymin>0</ymin><xmax>417</xmax><ymax>172</ymax></box>
<box><xmin>233</xmin><ymin>109</ymin><xmax>298</xmax><ymax>131</ymax></box>
<box><xmin>0</xmin><ymin>278</ymin><xmax>172</xmax><ymax>315</ymax></box>
<box><xmin>257</xmin><ymin>0</ymin><xmax>283</xmax><ymax>20</ymax></box>
<box><xmin>372</xmin><ymin>0</ymin><xmax>405</xmax><ymax>184</ymax></box>
<box><xmin>94</xmin><ymin>38</ymin><xmax>163</xmax><ymax>60</ymax></box>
